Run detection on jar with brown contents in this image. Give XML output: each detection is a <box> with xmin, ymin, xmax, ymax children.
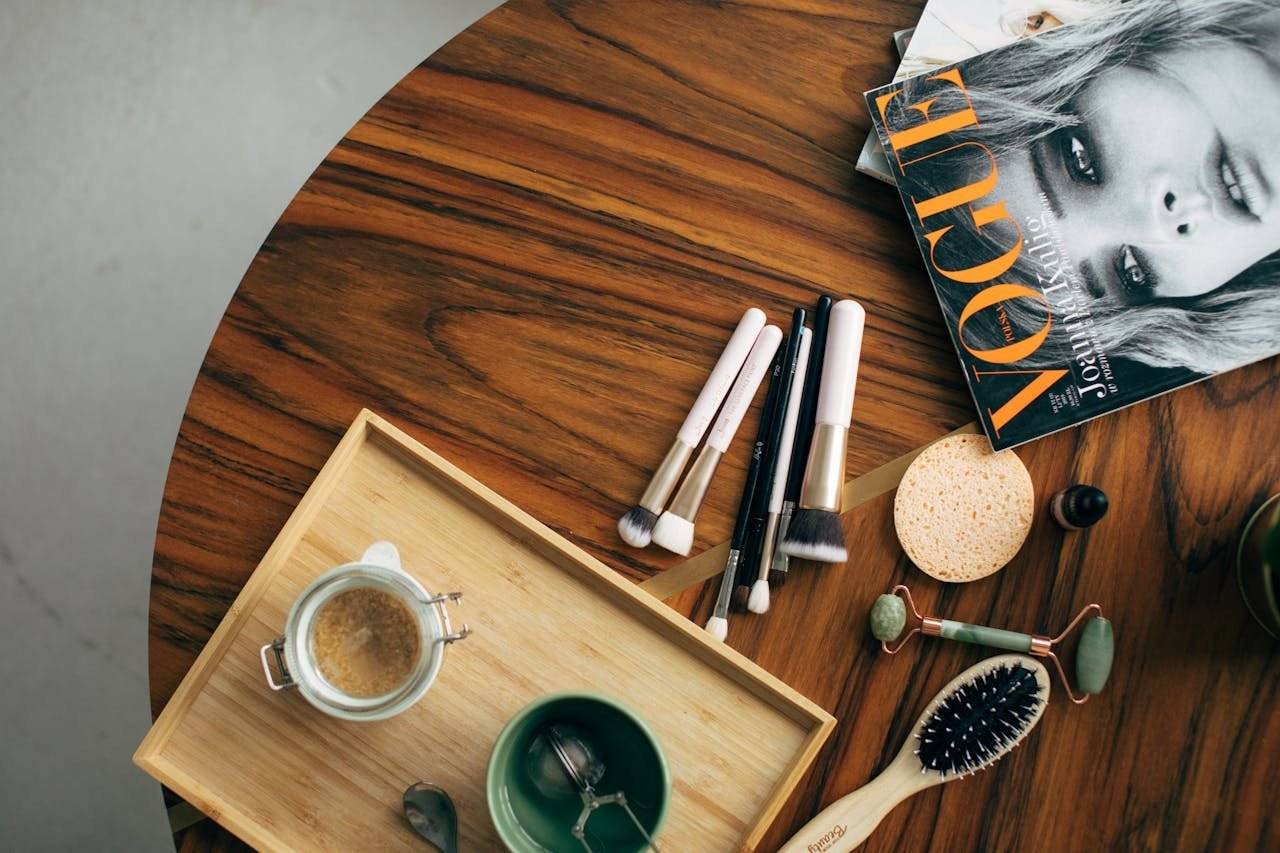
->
<box><xmin>311</xmin><ymin>587</ymin><xmax>422</xmax><ymax>697</ymax></box>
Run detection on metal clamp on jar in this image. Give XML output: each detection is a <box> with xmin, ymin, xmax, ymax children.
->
<box><xmin>260</xmin><ymin>540</ymin><xmax>470</xmax><ymax>721</ymax></box>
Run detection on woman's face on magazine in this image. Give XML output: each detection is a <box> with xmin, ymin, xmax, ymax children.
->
<box><xmin>1002</xmin><ymin>41</ymin><xmax>1280</xmax><ymax>305</ymax></box>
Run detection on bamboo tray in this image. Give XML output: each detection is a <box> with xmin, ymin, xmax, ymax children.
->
<box><xmin>135</xmin><ymin>409</ymin><xmax>834</xmax><ymax>851</ymax></box>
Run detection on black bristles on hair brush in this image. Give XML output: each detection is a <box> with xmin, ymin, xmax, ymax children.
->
<box><xmin>779</xmin><ymin>655</ymin><xmax>1049</xmax><ymax>853</ymax></box>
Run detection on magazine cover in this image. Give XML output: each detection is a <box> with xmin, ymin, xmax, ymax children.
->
<box><xmin>856</xmin><ymin>0</ymin><xmax>1114</xmax><ymax>184</ymax></box>
<box><xmin>866</xmin><ymin>0</ymin><xmax>1280</xmax><ymax>448</ymax></box>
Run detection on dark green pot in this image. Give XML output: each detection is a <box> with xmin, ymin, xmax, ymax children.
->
<box><xmin>487</xmin><ymin>692</ymin><xmax>670</xmax><ymax>852</ymax></box>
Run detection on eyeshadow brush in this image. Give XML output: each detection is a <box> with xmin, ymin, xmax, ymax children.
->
<box><xmin>736</xmin><ymin>308</ymin><xmax>805</xmax><ymax>607</ymax></box>
<box><xmin>618</xmin><ymin>307</ymin><xmax>766</xmax><ymax>547</ymax></box>
<box><xmin>748</xmin><ymin>324</ymin><xmax>811</xmax><ymax>613</ymax></box>
<box><xmin>769</xmin><ymin>294</ymin><xmax>832</xmax><ymax>585</ymax></box>
<box><xmin>704</xmin><ymin>420</ymin><xmax>768</xmax><ymax>641</ymax></box>
<box><xmin>731</xmin><ymin>345</ymin><xmax>786</xmax><ymax>611</ymax></box>
<box><xmin>781</xmin><ymin>299</ymin><xmax>866</xmax><ymax>565</ymax></box>
<box><xmin>651</xmin><ymin>324</ymin><xmax>782</xmax><ymax>556</ymax></box>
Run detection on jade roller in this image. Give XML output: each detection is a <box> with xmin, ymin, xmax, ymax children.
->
<box><xmin>870</xmin><ymin>584</ymin><xmax>1113</xmax><ymax>704</ymax></box>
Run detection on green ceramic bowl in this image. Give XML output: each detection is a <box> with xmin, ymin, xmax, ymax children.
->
<box><xmin>486</xmin><ymin>692</ymin><xmax>670</xmax><ymax>852</ymax></box>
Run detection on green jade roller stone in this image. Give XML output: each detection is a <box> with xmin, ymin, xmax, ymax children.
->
<box><xmin>937</xmin><ymin>620</ymin><xmax>1034</xmax><ymax>652</ymax></box>
<box><xmin>1075</xmin><ymin>616</ymin><xmax>1114</xmax><ymax>694</ymax></box>
<box><xmin>870</xmin><ymin>595</ymin><xmax>906</xmax><ymax>641</ymax></box>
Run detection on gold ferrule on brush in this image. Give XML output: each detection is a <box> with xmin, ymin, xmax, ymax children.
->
<box><xmin>771</xmin><ymin>501</ymin><xmax>794</xmax><ymax>574</ymax></box>
<box><xmin>667</xmin><ymin>446</ymin><xmax>722</xmax><ymax>519</ymax></box>
<box><xmin>638</xmin><ymin>439</ymin><xmax>694</xmax><ymax>512</ymax></box>
<box><xmin>798</xmin><ymin>423</ymin><xmax>847</xmax><ymax>512</ymax></box>
<box><xmin>758</xmin><ymin>513</ymin><xmax>781</xmax><ymax>578</ymax></box>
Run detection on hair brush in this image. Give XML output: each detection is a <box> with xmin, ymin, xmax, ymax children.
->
<box><xmin>779</xmin><ymin>655</ymin><xmax>1049</xmax><ymax>853</ymax></box>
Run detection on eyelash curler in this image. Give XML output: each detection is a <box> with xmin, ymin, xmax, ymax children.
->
<box><xmin>869</xmin><ymin>584</ymin><xmax>1114</xmax><ymax>704</ymax></box>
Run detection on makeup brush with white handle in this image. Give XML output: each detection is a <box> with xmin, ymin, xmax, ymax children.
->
<box><xmin>618</xmin><ymin>307</ymin><xmax>767</xmax><ymax>547</ymax></box>
<box><xmin>748</xmin><ymin>326</ymin><xmax>811</xmax><ymax>614</ymax></box>
<box><xmin>781</xmin><ymin>300</ymin><xmax>866</xmax><ymax>565</ymax></box>
<box><xmin>651</xmin><ymin>324</ymin><xmax>783</xmax><ymax>556</ymax></box>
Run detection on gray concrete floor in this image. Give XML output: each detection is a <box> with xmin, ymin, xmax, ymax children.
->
<box><xmin>0</xmin><ymin>2</ymin><xmax>497</xmax><ymax>848</ymax></box>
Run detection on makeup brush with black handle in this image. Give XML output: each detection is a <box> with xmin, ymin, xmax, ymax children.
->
<box><xmin>781</xmin><ymin>299</ymin><xmax>866</xmax><ymax>565</ymax></box>
<box><xmin>748</xmin><ymin>325</ymin><xmax>810</xmax><ymax>614</ymax></box>
<box><xmin>735</xmin><ymin>308</ymin><xmax>805</xmax><ymax>607</ymax></box>
<box><xmin>769</xmin><ymin>294</ymin><xmax>832</xmax><ymax>585</ymax></box>
<box><xmin>731</xmin><ymin>345</ymin><xmax>786</xmax><ymax>611</ymax></box>
<box><xmin>704</xmin><ymin>423</ymin><xmax>768</xmax><ymax>641</ymax></box>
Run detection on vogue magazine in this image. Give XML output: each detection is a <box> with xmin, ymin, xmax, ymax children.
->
<box><xmin>857</xmin><ymin>0</ymin><xmax>1115</xmax><ymax>183</ymax></box>
<box><xmin>866</xmin><ymin>0</ymin><xmax>1280</xmax><ymax>448</ymax></box>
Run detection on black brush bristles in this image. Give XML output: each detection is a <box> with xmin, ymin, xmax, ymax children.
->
<box><xmin>780</xmin><ymin>508</ymin><xmax>847</xmax><ymax>564</ymax></box>
<box><xmin>915</xmin><ymin>663</ymin><xmax>1044</xmax><ymax>777</ymax></box>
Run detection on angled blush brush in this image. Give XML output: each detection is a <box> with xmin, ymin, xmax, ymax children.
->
<box><xmin>770</xmin><ymin>295</ymin><xmax>831</xmax><ymax>586</ymax></box>
<box><xmin>651</xmin><ymin>324</ymin><xmax>782</xmax><ymax>556</ymax></box>
<box><xmin>618</xmin><ymin>307</ymin><xmax>766</xmax><ymax>547</ymax></box>
<box><xmin>781</xmin><ymin>299</ymin><xmax>866</xmax><ymax>565</ymax></box>
<box><xmin>748</xmin><ymin>325</ymin><xmax>811</xmax><ymax>614</ymax></box>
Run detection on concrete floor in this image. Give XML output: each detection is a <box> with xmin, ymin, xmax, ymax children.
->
<box><xmin>0</xmin><ymin>2</ymin><xmax>496</xmax><ymax>848</ymax></box>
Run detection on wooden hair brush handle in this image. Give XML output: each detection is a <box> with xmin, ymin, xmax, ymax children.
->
<box><xmin>778</xmin><ymin>752</ymin><xmax>934</xmax><ymax>853</ymax></box>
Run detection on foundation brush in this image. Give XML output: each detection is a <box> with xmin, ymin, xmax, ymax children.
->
<box><xmin>779</xmin><ymin>654</ymin><xmax>1050</xmax><ymax>853</ymax></box>
<box><xmin>781</xmin><ymin>299</ymin><xmax>866</xmax><ymax>565</ymax></box>
<box><xmin>651</xmin><ymin>324</ymin><xmax>782</xmax><ymax>556</ymax></box>
<box><xmin>769</xmin><ymin>295</ymin><xmax>831</xmax><ymax>586</ymax></box>
<box><xmin>747</xmin><ymin>323</ymin><xmax>810</xmax><ymax>614</ymax></box>
<box><xmin>618</xmin><ymin>307</ymin><xmax>766</xmax><ymax>547</ymax></box>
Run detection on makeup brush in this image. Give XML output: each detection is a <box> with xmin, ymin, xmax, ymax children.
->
<box><xmin>781</xmin><ymin>299</ymin><xmax>866</xmax><ymax>565</ymax></box>
<box><xmin>651</xmin><ymin>325</ymin><xmax>782</xmax><ymax>556</ymax></box>
<box><xmin>705</xmin><ymin>429</ymin><xmax>767</xmax><ymax>641</ymax></box>
<box><xmin>618</xmin><ymin>307</ymin><xmax>766</xmax><ymax>547</ymax></box>
<box><xmin>739</xmin><ymin>308</ymin><xmax>806</xmax><ymax>605</ymax></box>
<box><xmin>730</xmin><ymin>346</ymin><xmax>785</xmax><ymax>612</ymax></box>
<box><xmin>769</xmin><ymin>295</ymin><xmax>831</xmax><ymax>586</ymax></box>
<box><xmin>747</xmin><ymin>325</ymin><xmax>811</xmax><ymax>614</ymax></box>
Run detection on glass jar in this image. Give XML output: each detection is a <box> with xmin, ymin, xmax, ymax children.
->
<box><xmin>260</xmin><ymin>540</ymin><xmax>470</xmax><ymax>721</ymax></box>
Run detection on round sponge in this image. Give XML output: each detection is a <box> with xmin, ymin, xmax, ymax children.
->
<box><xmin>894</xmin><ymin>434</ymin><xmax>1033</xmax><ymax>582</ymax></box>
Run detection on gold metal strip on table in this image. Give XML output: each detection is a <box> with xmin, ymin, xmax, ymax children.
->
<box><xmin>637</xmin><ymin>422</ymin><xmax>980</xmax><ymax>600</ymax></box>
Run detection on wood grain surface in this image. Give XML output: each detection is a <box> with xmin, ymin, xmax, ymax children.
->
<box><xmin>148</xmin><ymin>1</ymin><xmax>1280</xmax><ymax>850</ymax></box>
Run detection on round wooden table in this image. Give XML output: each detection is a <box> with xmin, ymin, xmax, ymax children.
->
<box><xmin>149</xmin><ymin>1</ymin><xmax>1280</xmax><ymax>850</ymax></box>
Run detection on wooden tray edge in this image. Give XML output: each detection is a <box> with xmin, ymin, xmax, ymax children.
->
<box><xmin>360</xmin><ymin>411</ymin><xmax>837</xmax><ymax>847</ymax></box>
<box><xmin>135</xmin><ymin>750</ymin><xmax>289</xmax><ymax>851</ymax></box>
<box><xmin>136</xmin><ymin>407</ymin><xmax>838</xmax><ymax>849</ymax></box>
<box><xmin>135</xmin><ymin>410</ymin><xmax>374</xmax><ymax>769</ymax></box>
<box><xmin>363</xmin><ymin>411</ymin><xmax>834</xmax><ymax>726</ymax></box>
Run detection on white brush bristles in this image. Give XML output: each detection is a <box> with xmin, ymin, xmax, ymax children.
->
<box><xmin>617</xmin><ymin>506</ymin><xmax>659</xmax><ymax>548</ymax></box>
<box><xmin>704</xmin><ymin>615</ymin><xmax>728</xmax><ymax>641</ymax></box>
<box><xmin>651</xmin><ymin>511</ymin><xmax>695</xmax><ymax>556</ymax></box>
<box><xmin>747</xmin><ymin>579</ymin><xmax>770</xmax><ymax>614</ymax></box>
